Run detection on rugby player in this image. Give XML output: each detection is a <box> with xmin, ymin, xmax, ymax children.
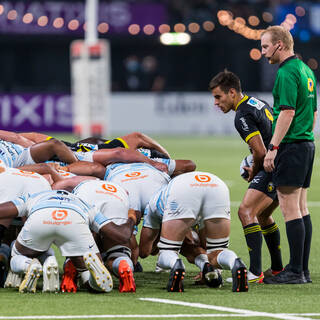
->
<box><xmin>0</xmin><ymin>190</ymin><xmax>116</xmax><ymax>293</ymax></box>
<box><xmin>140</xmin><ymin>171</ymin><xmax>248</xmax><ymax>292</ymax></box>
<box><xmin>209</xmin><ymin>70</ymin><xmax>283</xmax><ymax>283</ymax></box>
<box><xmin>0</xmin><ymin>134</ymin><xmax>78</xmax><ymax>168</ymax></box>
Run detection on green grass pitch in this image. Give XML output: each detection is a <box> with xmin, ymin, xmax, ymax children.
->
<box><xmin>0</xmin><ymin>135</ymin><xmax>319</xmax><ymax>320</ymax></box>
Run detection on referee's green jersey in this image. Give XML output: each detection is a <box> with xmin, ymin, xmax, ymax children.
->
<box><xmin>272</xmin><ymin>56</ymin><xmax>317</xmax><ymax>143</ymax></box>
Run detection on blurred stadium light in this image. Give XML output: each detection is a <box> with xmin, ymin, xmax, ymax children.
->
<box><xmin>0</xmin><ymin>0</ymin><xmax>318</xmax><ymax>135</ymax></box>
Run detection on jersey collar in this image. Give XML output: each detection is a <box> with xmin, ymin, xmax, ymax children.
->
<box><xmin>279</xmin><ymin>55</ymin><xmax>297</xmax><ymax>68</ymax></box>
<box><xmin>235</xmin><ymin>95</ymin><xmax>249</xmax><ymax>111</ymax></box>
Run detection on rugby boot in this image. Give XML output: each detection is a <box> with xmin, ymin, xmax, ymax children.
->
<box><xmin>167</xmin><ymin>259</ymin><xmax>185</xmax><ymax>292</ymax></box>
<box><xmin>19</xmin><ymin>258</ymin><xmax>42</xmax><ymax>293</ymax></box>
<box><xmin>4</xmin><ymin>268</ymin><xmax>22</xmax><ymax>288</ymax></box>
<box><xmin>118</xmin><ymin>260</ymin><xmax>136</xmax><ymax>292</ymax></box>
<box><xmin>134</xmin><ymin>261</ymin><xmax>143</xmax><ymax>273</ymax></box>
<box><xmin>247</xmin><ymin>271</ymin><xmax>264</xmax><ymax>283</ymax></box>
<box><xmin>231</xmin><ymin>258</ymin><xmax>249</xmax><ymax>292</ymax></box>
<box><xmin>263</xmin><ymin>265</ymin><xmax>306</xmax><ymax>284</ymax></box>
<box><xmin>304</xmin><ymin>270</ymin><xmax>312</xmax><ymax>283</ymax></box>
<box><xmin>263</xmin><ymin>268</ymin><xmax>283</xmax><ymax>279</ymax></box>
<box><xmin>202</xmin><ymin>263</ymin><xmax>223</xmax><ymax>288</ymax></box>
<box><xmin>84</xmin><ymin>252</ymin><xmax>113</xmax><ymax>292</ymax></box>
<box><xmin>43</xmin><ymin>256</ymin><xmax>59</xmax><ymax>293</ymax></box>
<box><xmin>60</xmin><ymin>259</ymin><xmax>78</xmax><ymax>293</ymax></box>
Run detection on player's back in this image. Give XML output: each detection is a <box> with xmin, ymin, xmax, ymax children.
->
<box><xmin>104</xmin><ymin>162</ymin><xmax>170</xmax><ymax>212</ymax></box>
<box><xmin>73</xmin><ymin>180</ymin><xmax>129</xmax><ymax>224</ymax></box>
<box><xmin>0</xmin><ymin>167</ymin><xmax>51</xmax><ymax>203</ymax></box>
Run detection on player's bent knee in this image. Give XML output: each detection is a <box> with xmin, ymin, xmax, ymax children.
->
<box><xmin>102</xmin><ymin>245</ymin><xmax>132</xmax><ymax>263</ymax></box>
<box><xmin>206</xmin><ymin>236</ymin><xmax>229</xmax><ymax>254</ymax></box>
<box><xmin>157</xmin><ymin>237</ymin><xmax>183</xmax><ymax>252</ymax></box>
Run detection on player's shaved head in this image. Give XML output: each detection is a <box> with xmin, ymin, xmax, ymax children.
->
<box><xmin>209</xmin><ymin>70</ymin><xmax>242</xmax><ymax>93</ymax></box>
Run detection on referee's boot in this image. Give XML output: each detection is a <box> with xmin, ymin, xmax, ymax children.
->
<box><xmin>263</xmin><ymin>265</ymin><xmax>306</xmax><ymax>284</ymax></box>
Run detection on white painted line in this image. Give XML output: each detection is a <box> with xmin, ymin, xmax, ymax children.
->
<box><xmin>140</xmin><ymin>298</ymin><xmax>315</xmax><ymax>320</ymax></box>
<box><xmin>0</xmin><ymin>315</ymin><xmax>255</xmax><ymax>319</ymax></box>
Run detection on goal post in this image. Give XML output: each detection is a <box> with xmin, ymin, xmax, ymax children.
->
<box><xmin>70</xmin><ymin>0</ymin><xmax>111</xmax><ymax>139</ymax></box>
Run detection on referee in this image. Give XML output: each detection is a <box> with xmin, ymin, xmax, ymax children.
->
<box><xmin>261</xmin><ymin>26</ymin><xmax>317</xmax><ymax>284</ymax></box>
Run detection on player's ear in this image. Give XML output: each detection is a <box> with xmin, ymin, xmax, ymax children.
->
<box><xmin>229</xmin><ymin>88</ymin><xmax>237</xmax><ymax>98</ymax></box>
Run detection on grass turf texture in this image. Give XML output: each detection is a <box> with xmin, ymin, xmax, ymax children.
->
<box><xmin>0</xmin><ymin>135</ymin><xmax>319</xmax><ymax>319</ymax></box>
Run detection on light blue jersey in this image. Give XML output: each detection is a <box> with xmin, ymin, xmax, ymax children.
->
<box><xmin>12</xmin><ymin>189</ymin><xmax>108</xmax><ymax>232</ymax></box>
<box><xmin>0</xmin><ymin>140</ymin><xmax>24</xmax><ymax>167</ymax></box>
<box><xmin>104</xmin><ymin>162</ymin><xmax>171</xmax><ymax>213</ymax></box>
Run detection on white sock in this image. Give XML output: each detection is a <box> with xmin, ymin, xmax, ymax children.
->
<box><xmin>10</xmin><ymin>255</ymin><xmax>32</xmax><ymax>273</ymax></box>
<box><xmin>112</xmin><ymin>256</ymin><xmax>133</xmax><ymax>277</ymax></box>
<box><xmin>194</xmin><ymin>254</ymin><xmax>209</xmax><ymax>271</ymax></box>
<box><xmin>158</xmin><ymin>250</ymin><xmax>179</xmax><ymax>270</ymax></box>
<box><xmin>217</xmin><ymin>249</ymin><xmax>237</xmax><ymax>270</ymax></box>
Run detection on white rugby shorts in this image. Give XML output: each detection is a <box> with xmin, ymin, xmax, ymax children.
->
<box><xmin>16</xmin><ymin>208</ymin><xmax>99</xmax><ymax>256</ymax></box>
<box><xmin>162</xmin><ymin>172</ymin><xmax>230</xmax><ymax>223</ymax></box>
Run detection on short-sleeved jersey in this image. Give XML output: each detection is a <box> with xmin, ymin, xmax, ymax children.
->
<box><xmin>234</xmin><ymin>95</ymin><xmax>273</xmax><ymax>148</ymax></box>
<box><xmin>0</xmin><ymin>167</ymin><xmax>51</xmax><ymax>203</ymax></box>
<box><xmin>72</xmin><ymin>180</ymin><xmax>129</xmax><ymax>225</ymax></box>
<box><xmin>0</xmin><ymin>140</ymin><xmax>24</xmax><ymax>167</ymax></box>
<box><xmin>104</xmin><ymin>162</ymin><xmax>170</xmax><ymax>212</ymax></box>
<box><xmin>12</xmin><ymin>190</ymin><xmax>107</xmax><ymax>233</ymax></box>
<box><xmin>272</xmin><ymin>56</ymin><xmax>317</xmax><ymax>142</ymax></box>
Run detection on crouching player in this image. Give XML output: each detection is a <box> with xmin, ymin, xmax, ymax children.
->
<box><xmin>0</xmin><ymin>190</ymin><xmax>114</xmax><ymax>293</ymax></box>
<box><xmin>72</xmin><ymin>179</ymin><xmax>138</xmax><ymax>292</ymax></box>
<box><xmin>140</xmin><ymin>171</ymin><xmax>248</xmax><ymax>292</ymax></box>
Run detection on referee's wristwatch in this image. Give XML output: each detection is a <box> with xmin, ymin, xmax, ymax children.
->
<box><xmin>268</xmin><ymin>144</ymin><xmax>279</xmax><ymax>151</ymax></box>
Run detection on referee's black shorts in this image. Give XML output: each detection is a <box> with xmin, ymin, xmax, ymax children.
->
<box><xmin>273</xmin><ymin>141</ymin><xmax>315</xmax><ymax>188</ymax></box>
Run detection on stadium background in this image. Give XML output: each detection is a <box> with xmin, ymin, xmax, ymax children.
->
<box><xmin>0</xmin><ymin>0</ymin><xmax>320</xmax><ymax>319</ymax></box>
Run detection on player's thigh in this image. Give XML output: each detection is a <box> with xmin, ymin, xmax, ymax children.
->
<box><xmin>55</xmin><ymin>214</ymin><xmax>99</xmax><ymax>257</ymax></box>
<box><xmin>204</xmin><ymin>218</ymin><xmax>230</xmax><ymax>239</ymax></box>
<box><xmin>17</xmin><ymin>211</ymin><xmax>56</xmax><ymax>252</ymax></box>
<box><xmin>161</xmin><ymin>218</ymin><xmax>195</xmax><ymax>242</ymax></box>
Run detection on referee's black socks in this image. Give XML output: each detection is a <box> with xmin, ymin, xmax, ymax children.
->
<box><xmin>303</xmin><ymin>214</ymin><xmax>312</xmax><ymax>273</ymax></box>
<box><xmin>285</xmin><ymin>218</ymin><xmax>305</xmax><ymax>274</ymax></box>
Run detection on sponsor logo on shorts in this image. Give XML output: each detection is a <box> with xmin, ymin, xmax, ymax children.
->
<box><xmin>102</xmin><ymin>183</ymin><xmax>117</xmax><ymax>193</ymax></box>
<box><xmin>191</xmin><ymin>175</ymin><xmax>218</xmax><ymax>187</ymax></box>
<box><xmin>11</xmin><ymin>170</ymin><xmax>40</xmax><ymax>179</ymax></box>
<box><xmin>125</xmin><ymin>172</ymin><xmax>141</xmax><ymax>177</ymax></box>
<box><xmin>43</xmin><ymin>210</ymin><xmax>71</xmax><ymax>225</ymax></box>
<box><xmin>267</xmin><ymin>182</ymin><xmax>275</xmax><ymax>193</ymax></box>
<box><xmin>195</xmin><ymin>174</ymin><xmax>211</xmax><ymax>182</ymax></box>
<box><xmin>121</xmin><ymin>171</ymin><xmax>148</xmax><ymax>182</ymax></box>
<box><xmin>52</xmin><ymin>209</ymin><xmax>68</xmax><ymax>221</ymax></box>
<box><xmin>252</xmin><ymin>176</ymin><xmax>261</xmax><ymax>184</ymax></box>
